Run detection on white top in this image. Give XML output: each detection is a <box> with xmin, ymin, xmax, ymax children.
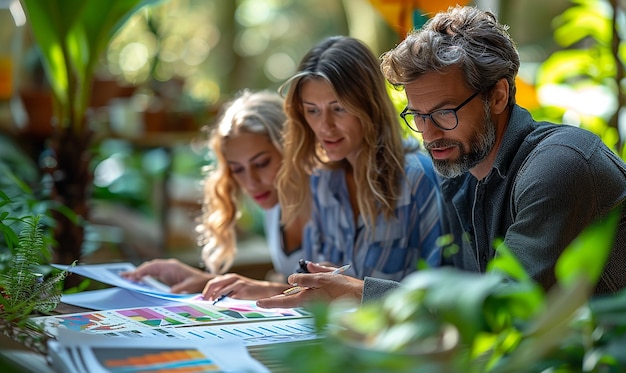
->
<box><xmin>264</xmin><ymin>204</ymin><xmax>303</xmax><ymax>277</ymax></box>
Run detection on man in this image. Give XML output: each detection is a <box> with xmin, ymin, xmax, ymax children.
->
<box><xmin>257</xmin><ymin>5</ymin><xmax>626</xmax><ymax>309</ymax></box>
<box><xmin>374</xmin><ymin>5</ymin><xmax>626</xmax><ymax>297</ymax></box>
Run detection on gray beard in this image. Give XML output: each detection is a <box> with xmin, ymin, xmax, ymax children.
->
<box><xmin>425</xmin><ymin>102</ymin><xmax>496</xmax><ymax>179</ymax></box>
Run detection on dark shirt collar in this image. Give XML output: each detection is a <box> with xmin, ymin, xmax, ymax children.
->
<box><xmin>489</xmin><ymin>105</ymin><xmax>535</xmax><ymax>180</ymax></box>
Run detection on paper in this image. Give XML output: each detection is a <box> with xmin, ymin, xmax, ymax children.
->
<box><xmin>173</xmin><ymin>318</ymin><xmax>320</xmax><ymax>346</ymax></box>
<box><xmin>53</xmin><ymin>262</ymin><xmax>198</xmax><ymax>301</ymax></box>
<box><xmin>48</xmin><ymin>328</ymin><xmax>270</xmax><ymax>373</ymax></box>
<box><xmin>61</xmin><ymin>288</ymin><xmax>186</xmax><ymax>311</ymax></box>
<box><xmin>41</xmin><ymin>261</ymin><xmax>320</xmax><ymax>354</ymax></box>
<box><xmin>31</xmin><ymin>297</ymin><xmax>318</xmax><ymax>349</ymax></box>
<box><xmin>31</xmin><ymin>298</ymin><xmax>310</xmax><ymax>336</ymax></box>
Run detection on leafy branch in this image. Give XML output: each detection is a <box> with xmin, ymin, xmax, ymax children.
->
<box><xmin>0</xmin><ymin>215</ymin><xmax>72</xmax><ymax>322</ymax></box>
<box><xmin>271</xmin><ymin>209</ymin><xmax>624</xmax><ymax>372</ymax></box>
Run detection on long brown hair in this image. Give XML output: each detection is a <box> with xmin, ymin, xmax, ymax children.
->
<box><xmin>277</xmin><ymin>36</ymin><xmax>408</xmax><ymax>228</ymax></box>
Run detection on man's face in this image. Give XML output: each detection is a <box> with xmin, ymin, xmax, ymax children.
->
<box><xmin>403</xmin><ymin>67</ymin><xmax>497</xmax><ymax>178</ymax></box>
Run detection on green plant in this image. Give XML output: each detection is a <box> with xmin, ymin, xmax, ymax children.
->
<box><xmin>0</xmin><ymin>215</ymin><xmax>69</xmax><ymax>320</ymax></box>
<box><xmin>18</xmin><ymin>0</ymin><xmax>166</xmax><ymax>266</ymax></box>
<box><xmin>0</xmin><ymin>181</ymin><xmax>71</xmax><ymax>354</ymax></box>
<box><xmin>270</xmin><ymin>210</ymin><xmax>623</xmax><ymax>372</ymax></box>
<box><xmin>535</xmin><ymin>0</ymin><xmax>625</xmax><ymax>156</ymax></box>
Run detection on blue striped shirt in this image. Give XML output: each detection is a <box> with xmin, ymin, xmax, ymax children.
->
<box><xmin>303</xmin><ymin>150</ymin><xmax>444</xmax><ymax>281</ymax></box>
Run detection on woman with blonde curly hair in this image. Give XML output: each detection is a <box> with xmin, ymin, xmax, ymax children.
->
<box><xmin>257</xmin><ymin>36</ymin><xmax>445</xmax><ymax>309</ymax></box>
<box><xmin>124</xmin><ymin>90</ymin><xmax>308</xmax><ymax>300</ymax></box>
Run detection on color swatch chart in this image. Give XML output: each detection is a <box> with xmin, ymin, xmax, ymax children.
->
<box><xmin>94</xmin><ymin>347</ymin><xmax>220</xmax><ymax>372</ymax></box>
<box><xmin>175</xmin><ymin>318</ymin><xmax>319</xmax><ymax>346</ymax></box>
<box><xmin>30</xmin><ymin>301</ymin><xmax>309</xmax><ymax>335</ymax></box>
<box><xmin>39</xmin><ymin>316</ymin><xmax>319</xmax><ymax>347</ymax></box>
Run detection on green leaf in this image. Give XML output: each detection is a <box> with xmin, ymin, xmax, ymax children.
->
<box><xmin>537</xmin><ymin>50</ymin><xmax>595</xmax><ymax>84</ymax></box>
<box><xmin>388</xmin><ymin>268</ymin><xmax>510</xmax><ymax>344</ymax></box>
<box><xmin>71</xmin><ymin>0</ymin><xmax>164</xmax><ymax>120</ymax></box>
<box><xmin>19</xmin><ymin>0</ymin><xmax>167</xmax><ymax>128</ymax></box>
<box><xmin>589</xmin><ymin>288</ymin><xmax>626</xmax><ymax>326</ymax></box>
<box><xmin>552</xmin><ymin>1</ymin><xmax>611</xmax><ymax>47</ymax></box>
<box><xmin>488</xmin><ymin>241</ymin><xmax>532</xmax><ymax>283</ymax></box>
<box><xmin>19</xmin><ymin>0</ymin><xmax>81</xmax><ymax>110</ymax></box>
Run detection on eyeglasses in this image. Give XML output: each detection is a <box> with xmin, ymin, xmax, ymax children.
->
<box><xmin>400</xmin><ymin>92</ymin><xmax>480</xmax><ymax>133</ymax></box>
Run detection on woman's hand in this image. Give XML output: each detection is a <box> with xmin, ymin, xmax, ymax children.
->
<box><xmin>121</xmin><ymin>258</ymin><xmax>214</xmax><ymax>294</ymax></box>
<box><xmin>202</xmin><ymin>273</ymin><xmax>291</xmax><ymax>301</ymax></box>
<box><xmin>255</xmin><ymin>262</ymin><xmax>364</xmax><ymax>309</ymax></box>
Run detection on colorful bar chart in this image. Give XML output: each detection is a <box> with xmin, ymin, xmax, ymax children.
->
<box><xmin>93</xmin><ymin>347</ymin><xmax>221</xmax><ymax>372</ymax></box>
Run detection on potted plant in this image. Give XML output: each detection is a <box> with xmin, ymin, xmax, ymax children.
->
<box><xmin>0</xmin><ymin>164</ymin><xmax>70</xmax><ymax>354</ymax></box>
<box><xmin>17</xmin><ymin>0</ymin><xmax>166</xmax><ymax>269</ymax></box>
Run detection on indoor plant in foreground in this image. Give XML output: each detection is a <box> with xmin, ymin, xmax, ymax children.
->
<box><xmin>0</xmin><ymin>165</ymin><xmax>70</xmax><ymax>354</ymax></box>
<box><xmin>18</xmin><ymin>0</ymin><xmax>166</xmax><ymax>268</ymax></box>
<box><xmin>270</xmin><ymin>210</ymin><xmax>625</xmax><ymax>372</ymax></box>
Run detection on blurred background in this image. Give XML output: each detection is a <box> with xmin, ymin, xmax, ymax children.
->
<box><xmin>0</xmin><ymin>0</ymin><xmax>623</xmax><ymax>279</ymax></box>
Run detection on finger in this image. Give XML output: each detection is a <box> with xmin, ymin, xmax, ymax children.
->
<box><xmin>169</xmin><ymin>282</ymin><xmax>189</xmax><ymax>294</ymax></box>
<box><xmin>203</xmin><ymin>277</ymin><xmax>237</xmax><ymax>300</ymax></box>
<box><xmin>306</xmin><ymin>262</ymin><xmax>337</xmax><ymax>273</ymax></box>
<box><xmin>124</xmin><ymin>266</ymin><xmax>158</xmax><ymax>279</ymax></box>
<box><xmin>256</xmin><ymin>292</ymin><xmax>307</xmax><ymax>309</ymax></box>
<box><xmin>207</xmin><ymin>282</ymin><xmax>243</xmax><ymax>302</ymax></box>
<box><xmin>173</xmin><ymin>276</ymin><xmax>211</xmax><ymax>294</ymax></box>
<box><xmin>205</xmin><ymin>275</ymin><xmax>238</xmax><ymax>292</ymax></box>
<box><xmin>286</xmin><ymin>273</ymin><xmax>328</xmax><ymax>289</ymax></box>
<box><xmin>119</xmin><ymin>271</ymin><xmax>138</xmax><ymax>280</ymax></box>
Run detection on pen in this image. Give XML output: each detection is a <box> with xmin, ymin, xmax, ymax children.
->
<box><xmin>331</xmin><ymin>264</ymin><xmax>351</xmax><ymax>275</ymax></box>
<box><xmin>212</xmin><ymin>290</ymin><xmax>234</xmax><ymax>305</ymax></box>
<box><xmin>297</xmin><ymin>259</ymin><xmax>310</xmax><ymax>273</ymax></box>
<box><xmin>282</xmin><ymin>286</ymin><xmax>305</xmax><ymax>296</ymax></box>
<box><xmin>282</xmin><ymin>264</ymin><xmax>352</xmax><ymax>296</ymax></box>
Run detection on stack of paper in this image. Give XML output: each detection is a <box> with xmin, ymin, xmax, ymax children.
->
<box><xmin>52</xmin><ymin>262</ymin><xmax>198</xmax><ymax>310</ymax></box>
<box><xmin>41</xmin><ymin>262</ymin><xmax>319</xmax><ymax>340</ymax></box>
<box><xmin>49</xmin><ymin>328</ymin><xmax>270</xmax><ymax>373</ymax></box>
<box><xmin>30</xmin><ymin>297</ymin><xmax>318</xmax><ymax>346</ymax></box>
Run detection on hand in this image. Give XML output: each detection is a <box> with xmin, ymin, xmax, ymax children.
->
<box><xmin>256</xmin><ymin>263</ymin><xmax>364</xmax><ymax>309</ymax></box>
<box><xmin>121</xmin><ymin>258</ymin><xmax>215</xmax><ymax>294</ymax></box>
<box><xmin>202</xmin><ymin>273</ymin><xmax>291</xmax><ymax>301</ymax></box>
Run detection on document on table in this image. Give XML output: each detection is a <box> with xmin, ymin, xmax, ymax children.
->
<box><xmin>61</xmin><ymin>288</ymin><xmax>187</xmax><ymax>311</ymax></box>
<box><xmin>31</xmin><ymin>297</ymin><xmax>318</xmax><ymax>347</ymax></box>
<box><xmin>31</xmin><ymin>297</ymin><xmax>310</xmax><ymax>333</ymax></box>
<box><xmin>52</xmin><ymin>262</ymin><xmax>199</xmax><ymax>301</ymax></box>
<box><xmin>48</xmin><ymin>328</ymin><xmax>270</xmax><ymax>373</ymax></box>
<box><xmin>44</xmin><ymin>262</ymin><xmax>321</xmax><ymax>348</ymax></box>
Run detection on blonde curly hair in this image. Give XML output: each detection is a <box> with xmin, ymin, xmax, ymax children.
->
<box><xmin>197</xmin><ymin>89</ymin><xmax>285</xmax><ymax>274</ymax></box>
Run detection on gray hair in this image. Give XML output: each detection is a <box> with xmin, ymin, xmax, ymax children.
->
<box><xmin>381</xmin><ymin>5</ymin><xmax>519</xmax><ymax>107</ymax></box>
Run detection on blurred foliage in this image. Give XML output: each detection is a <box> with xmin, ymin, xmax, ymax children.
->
<box><xmin>102</xmin><ymin>0</ymin><xmax>396</xmax><ymax>105</ymax></box>
<box><xmin>269</xmin><ymin>210</ymin><xmax>624</xmax><ymax>372</ymax></box>
<box><xmin>0</xmin><ymin>162</ymin><xmax>72</xmax><ymax>348</ymax></box>
<box><xmin>89</xmin><ymin>0</ymin><xmax>397</xmax><ymax>239</ymax></box>
<box><xmin>0</xmin><ymin>138</ymin><xmax>54</xmax><ymax>265</ymax></box>
<box><xmin>19</xmin><ymin>0</ymin><xmax>167</xmax><ymax>132</ymax></box>
<box><xmin>533</xmin><ymin>0</ymin><xmax>625</xmax><ymax>157</ymax></box>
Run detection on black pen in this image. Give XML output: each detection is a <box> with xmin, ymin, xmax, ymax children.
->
<box><xmin>297</xmin><ymin>259</ymin><xmax>310</xmax><ymax>273</ymax></box>
<box><xmin>212</xmin><ymin>290</ymin><xmax>234</xmax><ymax>305</ymax></box>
